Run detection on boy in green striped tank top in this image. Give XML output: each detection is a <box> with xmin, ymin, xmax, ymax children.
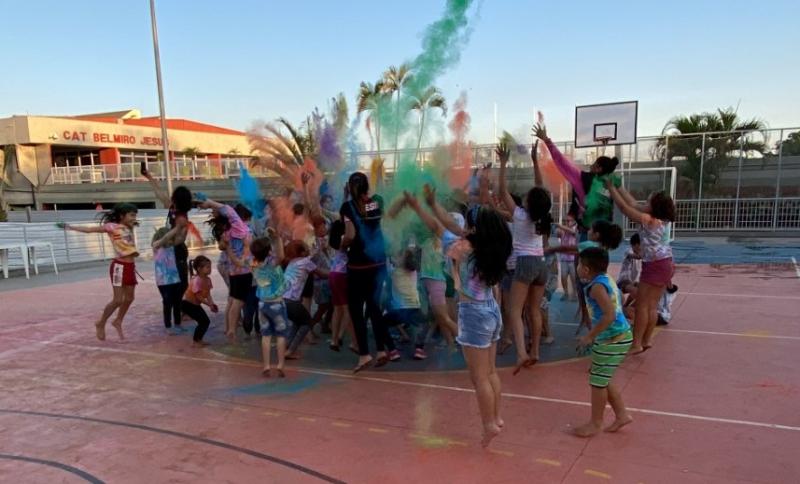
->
<box><xmin>573</xmin><ymin>247</ymin><xmax>634</xmax><ymax>438</ymax></box>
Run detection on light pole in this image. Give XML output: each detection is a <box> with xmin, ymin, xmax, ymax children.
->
<box><xmin>149</xmin><ymin>0</ymin><xmax>173</xmax><ymax>194</ymax></box>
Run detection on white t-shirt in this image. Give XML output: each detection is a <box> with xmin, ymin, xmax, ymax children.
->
<box><xmin>282</xmin><ymin>256</ymin><xmax>317</xmax><ymax>301</ymax></box>
<box><xmin>511</xmin><ymin>206</ymin><xmax>544</xmax><ymax>257</ymax></box>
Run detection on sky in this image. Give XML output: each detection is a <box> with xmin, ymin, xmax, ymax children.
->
<box><xmin>1</xmin><ymin>0</ymin><xmax>798</xmax><ymax>145</ymax></box>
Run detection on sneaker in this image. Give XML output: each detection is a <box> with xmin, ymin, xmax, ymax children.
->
<box><xmin>413</xmin><ymin>348</ymin><xmax>427</xmax><ymax>360</ymax></box>
<box><xmin>388</xmin><ymin>349</ymin><xmax>401</xmax><ymax>362</ymax></box>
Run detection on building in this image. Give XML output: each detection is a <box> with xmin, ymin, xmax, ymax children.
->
<box><xmin>0</xmin><ymin>109</ymin><xmax>263</xmax><ymax>209</ymax></box>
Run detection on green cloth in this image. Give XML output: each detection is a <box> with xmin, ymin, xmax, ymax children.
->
<box><xmin>581</xmin><ymin>174</ymin><xmax>621</xmax><ymax>228</ymax></box>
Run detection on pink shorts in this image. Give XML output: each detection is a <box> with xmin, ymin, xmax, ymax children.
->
<box><xmin>640</xmin><ymin>258</ymin><xmax>674</xmax><ymax>287</ymax></box>
<box><xmin>423</xmin><ymin>278</ymin><xmax>447</xmax><ymax>307</ymax></box>
<box><xmin>329</xmin><ymin>271</ymin><xmax>348</xmax><ymax>306</ymax></box>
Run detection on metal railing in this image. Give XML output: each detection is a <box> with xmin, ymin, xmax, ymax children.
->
<box><xmin>50</xmin><ymin>158</ymin><xmax>266</xmax><ymax>184</ymax></box>
<box><xmin>0</xmin><ymin>212</ymin><xmax>215</xmax><ymax>271</ymax></box>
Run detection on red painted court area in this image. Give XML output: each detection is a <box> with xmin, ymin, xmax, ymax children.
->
<box><xmin>1</xmin><ymin>260</ymin><xmax>799</xmax><ymax>483</ymax></box>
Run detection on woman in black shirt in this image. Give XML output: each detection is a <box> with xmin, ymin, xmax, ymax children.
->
<box><xmin>340</xmin><ymin>172</ymin><xmax>394</xmax><ymax>373</ymax></box>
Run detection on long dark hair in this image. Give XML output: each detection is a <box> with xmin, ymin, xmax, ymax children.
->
<box><xmin>524</xmin><ymin>187</ymin><xmax>553</xmax><ymax>234</ymax></box>
<box><xmin>189</xmin><ymin>255</ymin><xmax>211</xmax><ymax>276</ymax></box>
<box><xmin>329</xmin><ymin>219</ymin><xmax>345</xmax><ymax>250</ymax></box>
<box><xmin>591</xmin><ymin>220</ymin><xmax>623</xmax><ymax>250</ymax></box>
<box><xmin>347</xmin><ymin>172</ymin><xmax>370</xmax><ymax>215</ymax></box>
<box><xmin>465</xmin><ymin>205</ymin><xmax>512</xmax><ymax>286</ymax></box>
<box><xmin>99</xmin><ymin>203</ymin><xmax>138</xmax><ymax>225</ymax></box>
<box><xmin>649</xmin><ymin>191</ymin><xmax>676</xmax><ymax>222</ymax></box>
<box><xmin>206</xmin><ymin>210</ymin><xmax>231</xmax><ymax>242</ymax></box>
<box><xmin>171</xmin><ymin>186</ymin><xmax>193</xmax><ymax>215</ymax></box>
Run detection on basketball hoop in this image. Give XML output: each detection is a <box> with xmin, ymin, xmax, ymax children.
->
<box><xmin>575</xmin><ymin>101</ymin><xmax>638</xmax><ymax>149</ymax></box>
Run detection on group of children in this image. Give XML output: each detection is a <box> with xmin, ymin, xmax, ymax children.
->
<box><xmin>59</xmin><ymin>118</ymin><xmax>680</xmax><ymax>446</ymax></box>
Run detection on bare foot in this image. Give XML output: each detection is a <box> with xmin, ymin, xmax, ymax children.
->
<box><xmin>629</xmin><ymin>345</ymin><xmax>646</xmax><ymax>355</ymax></box>
<box><xmin>571</xmin><ymin>422</ymin><xmax>601</xmax><ymax>438</ymax></box>
<box><xmin>496</xmin><ymin>417</ymin><xmax>505</xmax><ymax>428</ymax></box>
<box><xmin>261</xmin><ymin>368</ymin><xmax>272</xmax><ymax>378</ymax></box>
<box><xmin>481</xmin><ymin>423</ymin><xmax>502</xmax><ymax>448</ymax></box>
<box><xmin>95</xmin><ymin>322</ymin><xmax>106</xmax><ymax>341</ymax></box>
<box><xmin>604</xmin><ymin>414</ymin><xmax>633</xmax><ymax>433</ymax></box>
<box><xmin>192</xmin><ymin>341</ymin><xmax>210</xmax><ymax>348</ymax></box>
<box><xmin>111</xmin><ymin>321</ymin><xmax>124</xmax><ymax>340</ymax></box>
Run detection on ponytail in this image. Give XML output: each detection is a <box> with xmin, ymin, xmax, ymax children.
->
<box><xmin>189</xmin><ymin>255</ymin><xmax>211</xmax><ymax>277</ymax></box>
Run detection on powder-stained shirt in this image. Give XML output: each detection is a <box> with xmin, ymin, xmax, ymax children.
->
<box><xmin>103</xmin><ymin>223</ymin><xmax>138</xmax><ymax>258</ymax></box>
<box><xmin>154</xmin><ymin>246</ymin><xmax>180</xmax><ymax>286</ymax></box>
<box><xmin>282</xmin><ymin>256</ymin><xmax>317</xmax><ymax>301</ymax></box>
<box><xmin>584</xmin><ymin>273</ymin><xmax>630</xmax><ymax>341</ymax></box>
<box><xmin>253</xmin><ymin>257</ymin><xmax>285</xmax><ymax>302</ymax></box>
<box><xmin>184</xmin><ymin>275</ymin><xmax>212</xmax><ymax>305</ymax></box>
<box><xmin>447</xmin><ymin>239</ymin><xmax>492</xmax><ymax>301</ymax></box>
<box><xmin>638</xmin><ymin>214</ymin><xmax>672</xmax><ymax>262</ymax></box>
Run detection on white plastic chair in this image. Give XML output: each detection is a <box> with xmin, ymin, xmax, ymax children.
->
<box><xmin>26</xmin><ymin>241</ymin><xmax>59</xmax><ymax>276</ymax></box>
<box><xmin>0</xmin><ymin>243</ymin><xmax>30</xmax><ymax>279</ymax></box>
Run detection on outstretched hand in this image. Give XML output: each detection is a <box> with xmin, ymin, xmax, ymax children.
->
<box><xmin>422</xmin><ymin>184</ymin><xmax>436</xmax><ymax>206</ymax></box>
<box><xmin>531</xmin><ymin>140</ymin><xmax>540</xmax><ymax>164</ymax></box>
<box><xmin>532</xmin><ymin>123</ymin><xmax>549</xmax><ymax>142</ymax></box>
<box><xmin>402</xmin><ymin>190</ymin><xmax>420</xmax><ymax>209</ymax></box>
<box><xmin>495</xmin><ymin>143</ymin><xmax>510</xmax><ymax>165</ymax></box>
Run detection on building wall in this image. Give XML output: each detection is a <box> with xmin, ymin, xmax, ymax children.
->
<box><xmin>1</xmin><ymin>116</ymin><xmax>250</xmax><ymax>155</ymax></box>
<box><xmin>15</xmin><ymin>145</ymin><xmax>52</xmax><ymax>187</ymax></box>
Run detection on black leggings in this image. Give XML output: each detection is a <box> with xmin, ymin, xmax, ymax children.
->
<box><xmin>181</xmin><ymin>301</ymin><xmax>210</xmax><ymax>342</ymax></box>
<box><xmin>242</xmin><ymin>285</ymin><xmax>260</xmax><ymax>335</ymax></box>
<box><xmin>346</xmin><ymin>265</ymin><xmax>393</xmax><ymax>356</ymax></box>
<box><xmin>157</xmin><ymin>283</ymin><xmax>183</xmax><ymax>328</ymax></box>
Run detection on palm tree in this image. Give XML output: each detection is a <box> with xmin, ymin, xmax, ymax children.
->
<box><xmin>330</xmin><ymin>92</ymin><xmax>349</xmax><ymax>138</ymax></box>
<box><xmin>382</xmin><ymin>63</ymin><xmax>413</xmax><ymax>152</ymax></box>
<box><xmin>655</xmin><ymin>108</ymin><xmax>766</xmax><ymax>193</ymax></box>
<box><xmin>410</xmin><ymin>87</ymin><xmax>447</xmax><ymax>164</ymax></box>
<box><xmin>357</xmin><ymin>80</ymin><xmax>388</xmax><ymax>153</ymax></box>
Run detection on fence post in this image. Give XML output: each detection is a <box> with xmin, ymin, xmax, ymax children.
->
<box><xmin>63</xmin><ymin>225</ymin><xmax>71</xmax><ymax>263</ymax></box>
<box><xmin>696</xmin><ymin>134</ymin><xmax>705</xmax><ymax>231</ymax></box>
<box><xmin>734</xmin><ymin>136</ymin><xmax>744</xmax><ymax>229</ymax></box>
<box><xmin>772</xmin><ymin>129</ymin><xmax>784</xmax><ymax>231</ymax></box>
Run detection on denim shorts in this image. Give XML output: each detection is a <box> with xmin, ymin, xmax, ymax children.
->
<box><xmin>456</xmin><ymin>297</ymin><xmax>502</xmax><ymax>349</ymax></box>
<box><xmin>259</xmin><ymin>300</ymin><xmax>291</xmax><ymax>338</ymax></box>
<box><xmin>513</xmin><ymin>255</ymin><xmax>547</xmax><ymax>285</ymax></box>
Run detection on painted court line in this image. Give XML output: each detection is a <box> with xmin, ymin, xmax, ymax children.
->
<box><xmin>4</xmin><ymin>335</ymin><xmax>800</xmax><ymax>434</ymax></box>
<box><xmin>661</xmin><ymin>328</ymin><xmax>800</xmax><ymax>341</ymax></box>
<box><xmin>792</xmin><ymin>257</ymin><xmax>800</xmax><ymax>279</ymax></box>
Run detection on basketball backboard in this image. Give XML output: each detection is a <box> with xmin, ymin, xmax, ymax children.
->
<box><xmin>575</xmin><ymin>101</ymin><xmax>638</xmax><ymax>148</ymax></box>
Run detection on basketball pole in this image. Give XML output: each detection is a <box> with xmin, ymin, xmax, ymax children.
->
<box><xmin>149</xmin><ymin>0</ymin><xmax>173</xmax><ymax>195</ymax></box>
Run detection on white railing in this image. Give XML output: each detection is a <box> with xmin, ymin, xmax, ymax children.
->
<box><xmin>0</xmin><ymin>212</ymin><xmax>215</xmax><ymax>271</ymax></box>
<box><xmin>50</xmin><ymin>158</ymin><xmax>263</xmax><ymax>184</ymax></box>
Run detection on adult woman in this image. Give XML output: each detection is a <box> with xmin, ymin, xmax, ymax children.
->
<box><xmin>496</xmin><ymin>141</ymin><xmax>552</xmax><ymax>372</ymax></box>
<box><xmin>142</xmin><ymin>166</ymin><xmax>193</xmax><ymax>294</ymax></box>
<box><xmin>340</xmin><ymin>172</ymin><xmax>393</xmax><ymax>373</ymax></box>
<box><xmin>532</xmin><ymin>123</ymin><xmax>619</xmax><ymax>237</ymax></box>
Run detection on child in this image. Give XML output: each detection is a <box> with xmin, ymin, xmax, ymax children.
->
<box><xmin>540</xmin><ymin>240</ymin><xmax>559</xmax><ymax>345</ymax></box>
<box><xmin>426</xmin><ymin>185</ymin><xmax>513</xmax><ymax>448</ymax></box>
<box><xmin>618</xmin><ymin>233</ymin><xmax>642</xmax><ymax>310</ymax></box>
<box><xmin>606</xmin><ymin>182</ymin><xmax>676</xmax><ymax>354</ymax></box>
<box><xmin>573</xmin><ymin>247</ymin><xmax>633</xmax><ymax>438</ymax></box>
<box><xmin>181</xmin><ymin>256</ymin><xmax>218</xmax><ymax>347</ymax></box>
<box><xmin>251</xmin><ymin>233</ymin><xmax>289</xmax><ymax>378</ymax></box>
<box><xmin>60</xmin><ymin>203</ymin><xmax>140</xmax><ymax>340</ymax></box>
<box><xmin>151</xmin><ymin>226</ymin><xmax>184</xmax><ymax>335</ymax></box>
<box><xmin>310</xmin><ymin>221</ymin><xmax>334</xmax><ymax>336</ymax></box>
<box><xmin>283</xmin><ymin>241</ymin><xmax>329</xmax><ymax>360</ymax></box>
<box><xmin>556</xmin><ymin>213</ymin><xmax>578</xmax><ymax>301</ymax></box>
<box><xmin>382</xmin><ymin>245</ymin><xmax>424</xmax><ymax>362</ymax></box>
<box><xmin>546</xmin><ymin>219</ymin><xmax>624</xmax><ymax>332</ymax></box>
<box><xmin>327</xmin><ymin>220</ymin><xmax>357</xmax><ymax>353</ymax></box>
<box><xmin>200</xmin><ymin>197</ymin><xmax>253</xmax><ymax>343</ymax></box>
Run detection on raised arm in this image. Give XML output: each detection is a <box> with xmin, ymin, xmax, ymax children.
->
<box><xmin>531</xmin><ymin>140</ymin><xmax>543</xmax><ymax>188</ymax></box>
<box><xmin>533</xmin><ymin>122</ymin><xmax>585</xmax><ymax>201</ymax></box>
<box><xmin>141</xmin><ymin>165</ymin><xmax>172</xmax><ymax>208</ymax></box>
<box><xmin>267</xmin><ymin>227</ymin><xmax>284</xmax><ymax>262</ymax></box>
<box><xmin>59</xmin><ymin>223</ymin><xmax>107</xmax><ymax>234</ymax></box>
<box><xmin>385</xmin><ymin>195</ymin><xmax>408</xmax><ymax>219</ymax></box>
<box><xmin>496</xmin><ymin>143</ymin><xmax>518</xmax><ymax>214</ymax></box>
<box><xmin>605</xmin><ymin>179</ymin><xmax>647</xmax><ymax>224</ymax></box>
<box><xmin>403</xmin><ymin>191</ymin><xmax>444</xmax><ymax>237</ymax></box>
<box><xmin>423</xmin><ymin>184</ymin><xmax>464</xmax><ymax>237</ymax></box>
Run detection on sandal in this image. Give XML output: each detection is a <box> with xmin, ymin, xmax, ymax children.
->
<box><xmin>353</xmin><ymin>358</ymin><xmax>373</xmax><ymax>374</ymax></box>
<box><xmin>276</xmin><ymin>369</ymin><xmax>286</xmax><ymax>378</ymax></box>
<box><xmin>374</xmin><ymin>355</ymin><xmax>389</xmax><ymax>368</ymax></box>
<box><xmin>261</xmin><ymin>368</ymin><xmax>272</xmax><ymax>378</ymax></box>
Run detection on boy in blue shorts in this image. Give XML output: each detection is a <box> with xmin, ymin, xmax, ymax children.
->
<box><xmin>573</xmin><ymin>247</ymin><xmax>634</xmax><ymax>437</ymax></box>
